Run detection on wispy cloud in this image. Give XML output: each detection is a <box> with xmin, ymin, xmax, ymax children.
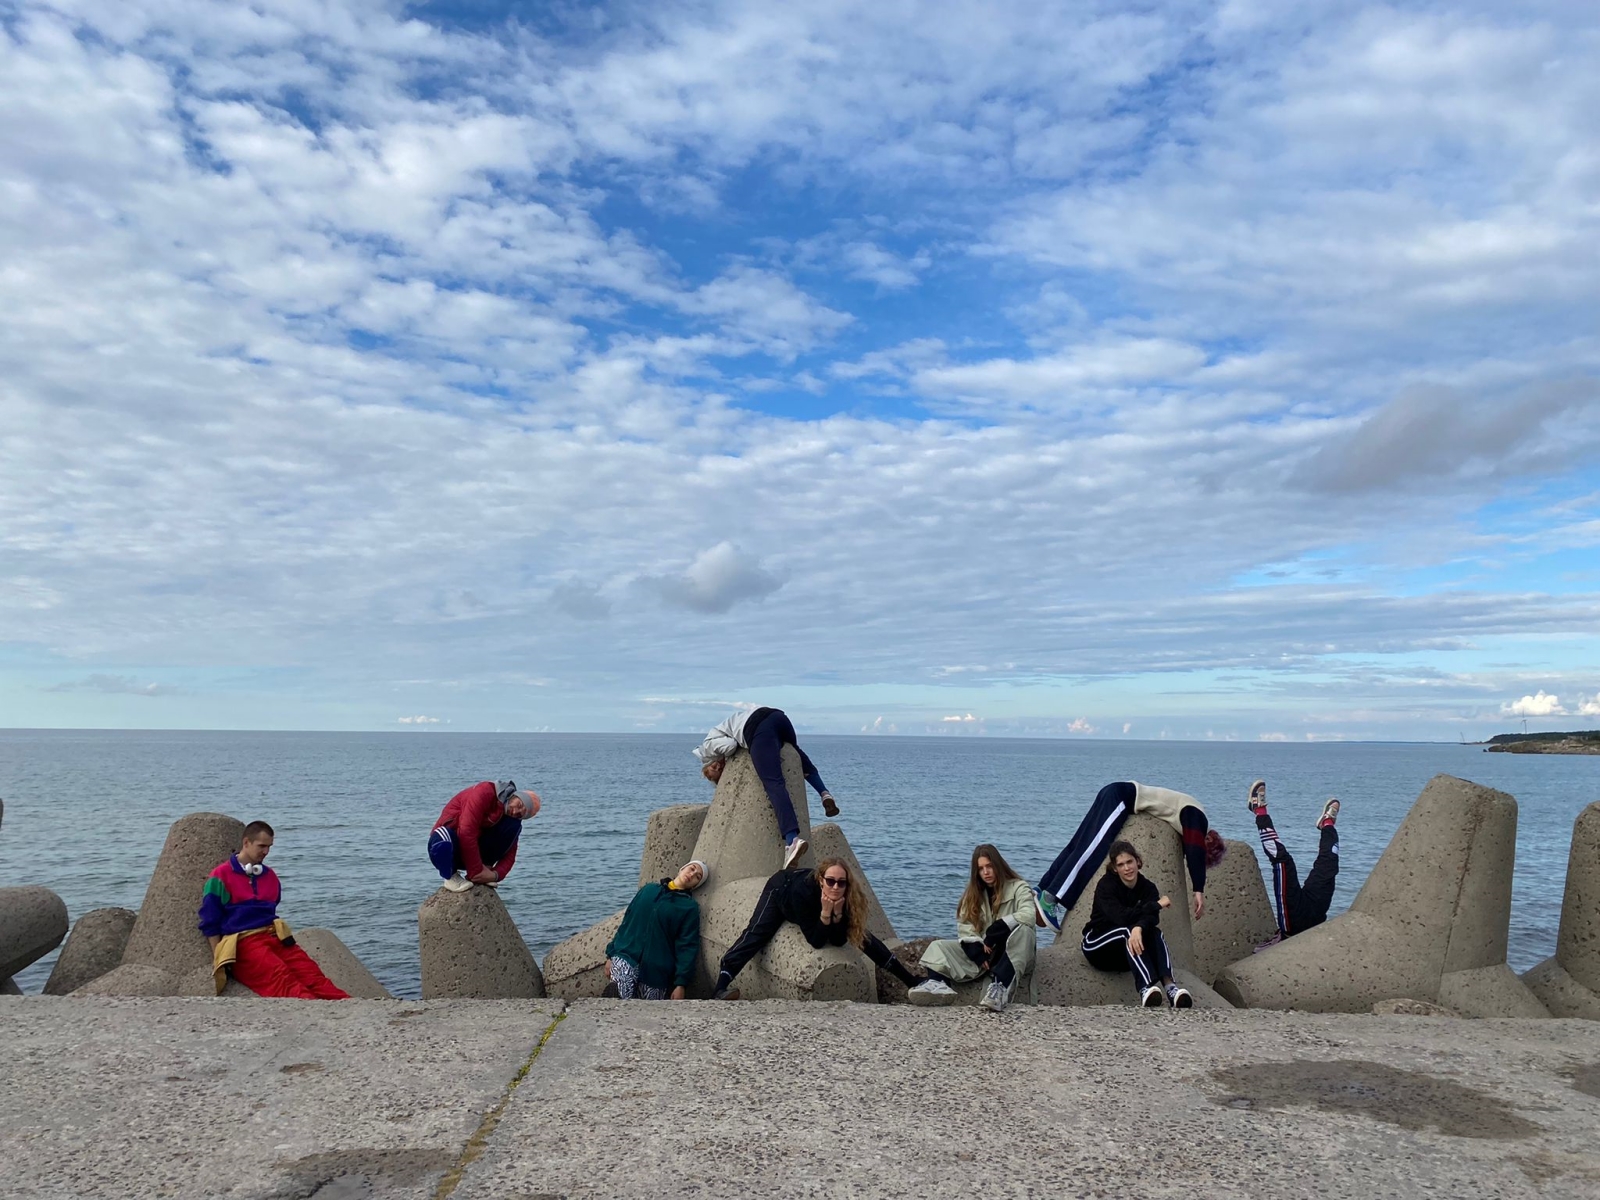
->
<box><xmin>44</xmin><ymin>674</ymin><xmax>180</xmax><ymax>697</ymax></box>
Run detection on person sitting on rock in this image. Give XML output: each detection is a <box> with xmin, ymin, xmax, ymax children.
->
<box><xmin>1033</xmin><ymin>782</ymin><xmax>1226</xmax><ymax>932</ymax></box>
<box><xmin>1249</xmin><ymin>780</ymin><xmax>1341</xmax><ymax>949</ymax></box>
<box><xmin>711</xmin><ymin>858</ymin><xmax>919</xmax><ymax>1000</ymax></box>
<box><xmin>428</xmin><ymin>781</ymin><xmax>540</xmax><ymax>892</ymax></box>
<box><xmin>198</xmin><ymin>821</ymin><xmax>349</xmax><ymax>1000</ymax></box>
<box><xmin>694</xmin><ymin>707</ymin><xmax>838</xmax><ymax>870</ymax></box>
<box><xmin>909</xmin><ymin>843</ymin><xmax>1037</xmax><ymax>1013</ymax></box>
<box><xmin>603</xmin><ymin>860</ymin><xmax>708</xmax><ymax>1000</ymax></box>
<box><xmin>1081</xmin><ymin>839</ymin><xmax>1192</xmax><ymax>1009</ymax></box>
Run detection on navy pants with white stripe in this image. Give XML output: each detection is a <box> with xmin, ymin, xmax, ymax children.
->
<box><xmin>1081</xmin><ymin>924</ymin><xmax>1172</xmax><ymax>991</ymax></box>
<box><xmin>1038</xmin><ymin>782</ymin><xmax>1136</xmax><ymax>911</ymax></box>
<box><xmin>427</xmin><ymin>818</ymin><xmax>523</xmax><ymax>878</ymax></box>
<box><xmin>1263</xmin><ymin>820</ymin><xmax>1339</xmax><ymax>936</ymax></box>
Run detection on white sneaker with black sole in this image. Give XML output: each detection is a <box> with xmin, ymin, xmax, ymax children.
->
<box><xmin>907</xmin><ymin>979</ymin><xmax>958</xmax><ymax>1006</ymax></box>
<box><xmin>1140</xmin><ymin>985</ymin><xmax>1164</xmax><ymax>1008</ymax></box>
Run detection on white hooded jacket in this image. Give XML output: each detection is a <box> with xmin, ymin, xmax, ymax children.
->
<box><xmin>691</xmin><ymin>708</ymin><xmax>762</xmax><ymax>764</ymax></box>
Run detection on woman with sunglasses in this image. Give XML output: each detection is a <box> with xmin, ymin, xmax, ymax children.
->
<box><xmin>909</xmin><ymin>843</ymin><xmax>1036</xmax><ymax>1012</ymax></box>
<box><xmin>1082</xmin><ymin>839</ymin><xmax>1192</xmax><ymax>1008</ymax></box>
<box><xmin>711</xmin><ymin>858</ymin><xmax>920</xmax><ymax>1000</ymax></box>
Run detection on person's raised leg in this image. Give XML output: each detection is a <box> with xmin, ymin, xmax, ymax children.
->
<box><xmin>713</xmin><ymin>870</ymin><xmax>789</xmax><ymax>999</ymax></box>
<box><xmin>1294</xmin><ymin>803</ymin><xmax>1342</xmax><ymax>930</ymax></box>
<box><xmin>279</xmin><ymin>941</ymin><xmax>350</xmax><ymax>1000</ymax></box>
<box><xmin>746</xmin><ymin>716</ymin><xmax>804</xmax><ymax>862</ymax></box>
<box><xmin>1038</xmin><ymin>782</ymin><xmax>1136</xmax><ymax>916</ymax></box>
<box><xmin>231</xmin><ymin>934</ymin><xmax>321</xmax><ymax>999</ymax></box>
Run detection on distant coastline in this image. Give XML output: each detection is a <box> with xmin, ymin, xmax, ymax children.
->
<box><xmin>1484</xmin><ymin>730</ymin><xmax>1600</xmax><ymax>755</ymax></box>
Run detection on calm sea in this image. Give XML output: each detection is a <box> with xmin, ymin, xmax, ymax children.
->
<box><xmin>1</xmin><ymin>731</ymin><xmax>1594</xmax><ymax>998</ymax></box>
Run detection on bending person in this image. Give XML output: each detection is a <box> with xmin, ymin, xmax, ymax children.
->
<box><xmin>1249</xmin><ymin>780</ymin><xmax>1341</xmax><ymax>949</ymax></box>
<box><xmin>1035</xmin><ymin>781</ymin><xmax>1225</xmax><ymax>931</ymax></box>
<box><xmin>1081</xmin><ymin>839</ymin><xmax>1192</xmax><ymax>1009</ymax></box>
<box><xmin>909</xmin><ymin>843</ymin><xmax>1037</xmax><ymax>1013</ymax></box>
<box><xmin>694</xmin><ymin>707</ymin><xmax>837</xmax><ymax>870</ymax></box>
<box><xmin>198</xmin><ymin>821</ymin><xmax>349</xmax><ymax>999</ymax></box>
<box><xmin>428</xmin><ymin>780</ymin><xmax>540</xmax><ymax>891</ymax></box>
<box><xmin>604</xmin><ymin>860</ymin><xmax>708</xmax><ymax>999</ymax></box>
<box><xmin>711</xmin><ymin>858</ymin><xmax>919</xmax><ymax>1000</ymax></box>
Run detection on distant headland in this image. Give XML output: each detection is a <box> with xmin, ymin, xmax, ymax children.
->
<box><xmin>1485</xmin><ymin>730</ymin><xmax>1600</xmax><ymax>755</ymax></box>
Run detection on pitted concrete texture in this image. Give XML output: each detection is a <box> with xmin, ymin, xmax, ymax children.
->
<box><xmin>543</xmin><ymin>908</ymin><xmax>627</xmax><ymax>1000</ymax></box>
<box><xmin>418</xmin><ymin>883</ymin><xmax>545</xmax><ymax>999</ymax></box>
<box><xmin>1034</xmin><ymin>940</ymin><xmax>1230</xmax><ymax>1009</ymax></box>
<box><xmin>1191</xmin><ymin>838</ymin><xmax>1278</xmax><ymax>984</ymax></box>
<box><xmin>291</xmin><ymin>928</ymin><xmax>393</xmax><ymax>999</ymax></box>
<box><xmin>0</xmin><ymin>886</ymin><xmax>69</xmax><ymax>980</ymax></box>
<box><xmin>1524</xmin><ymin>958</ymin><xmax>1600</xmax><ymax>1020</ymax></box>
<box><xmin>638</xmin><ymin>803</ymin><xmax>710</xmax><ymax>887</ymax></box>
<box><xmin>0</xmin><ymin>996</ymin><xmax>564</xmax><ymax>1200</ymax></box>
<box><xmin>121</xmin><ymin>812</ymin><xmax>246</xmax><ymax>975</ymax></box>
<box><xmin>455</xmin><ymin>1000</ymin><xmax>1600</xmax><ymax>1199</ymax></box>
<box><xmin>1218</xmin><ymin>775</ymin><xmax>1549</xmax><ymax>1016</ymax></box>
<box><xmin>72</xmin><ymin>963</ymin><xmax>183</xmax><ymax>997</ymax></box>
<box><xmin>1055</xmin><ymin>811</ymin><xmax>1197</xmax><ymax>967</ymax></box>
<box><xmin>1373</xmin><ymin>997</ymin><xmax>1460</xmax><ymax>1016</ymax></box>
<box><xmin>809</xmin><ymin>821</ymin><xmax>896</xmax><ymax>942</ymax></box>
<box><xmin>690</xmin><ymin>744</ymin><xmax>815</xmax><ymax>902</ymax></box>
<box><xmin>695</xmin><ymin>873</ymin><xmax>876</xmax><ymax>1001</ymax></box>
<box><xmin>1556</xmin><ymin>802</ymin><xmax>1600</xmax><ymax>993</ymax></box>
<box><xmin>44</xmin><ymin>906</ymin><xmax>137</xmax><ymax>996</ymax></box>
<box><xmin>1</xmin><ymin>976</ymin><xmax>18</xmax><ymax>995</ymax></box>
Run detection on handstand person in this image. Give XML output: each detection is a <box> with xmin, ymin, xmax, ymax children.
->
<box><xmin>603</xmin><ymin>860</ymin><xmax>708</xmax><ymax>1000</ymax></box>
<box><xmin>1081</xmin><ymin>840</ymin><xmax>1191</xmax><ymax>1009</ymax></box>
<box><xmin>1034</xmin><ymin>782</ymin><xmax>1226</xmax><ymax>931</ymax></box>
<box><xmin>198</xmin><ymin>821</ymin><xmax>349</xmax><ymax>999</ymax></box>
<box><xmin>909</xmin><ymin>843</ymin><xmax>1037</xmax><ymax>1013</ymax></box>
<box><xmin>710</xmin><ymin>858</ymin><xmax>919</xmax><ymax>1000</ymax></box>
<box><xmin>1249</xmin><ymin>780</ymin><xmax>1341</xmax><ymax>948</ymax></box>
<box><xmin>694</xmin><ymin>707</ymin><xmax>838</xmax><ymax>870</ymax></box>
<box><xmin>428</xmin><ymin>780</ymin><xmax>540</xmax><ymax>891</ymax></box>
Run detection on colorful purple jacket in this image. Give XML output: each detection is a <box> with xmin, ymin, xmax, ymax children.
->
<box><xmin>197</xmin><ymin>855</ymin><xmax>282</xmax><ymax>937</ymax></box>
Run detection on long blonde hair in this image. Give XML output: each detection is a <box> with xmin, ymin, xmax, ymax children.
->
<box><xmin>814</xmin><ymin>858</ymin><xmax>867</xmax><ymax>948</ymax></box>
<box><xmin>957</xmin><ymin>843</ymin><xmax>1022</xmax><ymax>932</ymax></box>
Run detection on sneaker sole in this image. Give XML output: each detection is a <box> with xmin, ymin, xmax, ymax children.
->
<box><xmin>1172</xmin><ymin>992</ymin><xmax>1194</xmax><ymax>1009</ymax></box>
<box><xmin>1141</xmin><ymin>992</ymin><xmax>1164</xmax><ymax>1008</ymax></box>
<box><xmin>715</xmin><ymin>989</ymin><xmax>742</xmax><ymax>1002</ymax></box>
<box><xmin>782</xmin><ymin>839</ymin><xmax>808</xmax><ymax>869</ymax></box>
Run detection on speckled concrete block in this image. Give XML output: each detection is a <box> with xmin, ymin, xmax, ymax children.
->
<box><xmin>1033</xmin><ymin>940</ymin><xmax>1230</xmax><ymax>1009</ymax></box>
<box><xmin>418</xmin><ymin>885</ymin><xmax>544</xmax><ymax>1000</ymax></box>
<box><xmin>290</xmin><ymin>929</ymin><xmax>392</xmax><ymax>999</ymax></box>
<box><xmin>0</xmin><ymin>887</ymin><xmax>69</xmax><ymax>980</ymax></box>
<box><xmin>1555</xmin><ymin>802</ymin><xmax>1600</xmax><ymax>994</ymax></box>
<box><xmin>695</xmin><ymin>874</ymin><xmax>875</xmax><ymax>1001</ymax></box>
<box><xmin>71</xmin><ymin>963</ymin><xmax>182</xmax><ymax>997</ymax></box>
<box><xmin>1438</xmin><ymin>964</ymin><xmax>1549</xmax><ymax>1018</ymax></box>
<box><xmin>121</xmin><ymin>813</ymin><xmax>246</xmax><ymax>976</ymax></box>
<box><xmin>809</xmin><ymin>822</ymin><xmax>896</xmax><ymax>942</ymax></box>
<box><xmin>1055</xmin><ymin>812</ymin><xmax>1196</xmax><ymax>968</ymax></box>
<box><xmin>690</xmin><ymin>746</ymin><xmax>815</xmax><ymax>902</ymax></box>
<box><xmin>638</xmin><ymin>804</ymin><xmax>710</xmax><ymax>888</ymax></box>
<box><xmin>43</xmin><ymin>907</ymin><xmax>136</xmax><ymax>996</ymax></box>
<box><xmin>1522</xmin><ymin>957</ymin><xmax>1600</xmax><ymax>1019</ymax></box>
<box><xmin>1190</xmin><ymin>838</ymin><xmax>1277</xmax><ymax>984</ymax></box>
<box><xmin>542</xmin><ymin>909</ymin><xmax>627</xmax><ymax>1000</ymax></box>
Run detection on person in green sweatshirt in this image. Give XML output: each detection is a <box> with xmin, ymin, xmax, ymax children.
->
<box><xmin>604</xmin><ymin>860</ymin><xmax>708</xmax><ymax>1000</ymax></box>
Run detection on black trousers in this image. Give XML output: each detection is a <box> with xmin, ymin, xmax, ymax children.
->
<box><xmin>1039</xmin><ymin>782</ymin><xmax>1136</xmax><ymax>910</ymax></box>
<box><xmin>1267</xmin><ymin>824</ymin><xmax>1339</xmax><ymax>936</ymax></box>
<box><xmin>717</xmin><ymin>871</ymin><xmax>895</xmax><ymax>983</ymax></box>
<box><xmin>745</xmin><ymin>710</ymin><xmax>813</xmax><ymax>844</ymax></box>
<box><xmin>1081</xmin><ymin>925</ymin><xmax>1172</xmax><ymax>990</ymax></box>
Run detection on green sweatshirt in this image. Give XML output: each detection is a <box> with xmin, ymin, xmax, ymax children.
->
<box><xmin>605</xmin><ymin>880</ymin><xmax>702</xmax><ymax>990</ymax></box>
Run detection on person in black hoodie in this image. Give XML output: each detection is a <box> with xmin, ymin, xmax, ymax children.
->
<box><xmin>1081</xmin><ymin>840</ymin><xmax>1193</xmax><ymax>1009</ymax></box>
<box><xmin>711</xmin><ymin>858</ymin><xmax>920</xmax><ymax>1000</ymax></box>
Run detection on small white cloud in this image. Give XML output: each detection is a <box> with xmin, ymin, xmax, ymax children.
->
<box><xmin>862</xmin><ymin>716</ymin><xmax>899</xmax><ymax>734</ymax></box>
<box><xmin>1259</xmin><ymin>731</ymin><xmax>1290</xmax><ymax>741</ymax></box>
<box><xmin>645</xmin><ymin>542</ymin><xmax>783</xmax><ymax>614</ymax></box>
<box><xmin>1066</xmin><ymin>717</ymin><xmax>1096</xmax><ymax>733</ymax></box>
<box><xmin>1121</xmin><ymin>722</ymin><xmax>1133</xmax><ymax>735</ymax></box>
<box><xmin>398</xmin><ymin>715</ymin><xmax>442</xmax><ymax>724</ymax></box>
<box><xmin>1576</xmin><ymin>694</ymin><xmax>1600</xmax><ymax>717</ymax></box>
<box><xmin>1502</xmin><ymin>690</ymin><xmax>1565</xmax><ymax>717</ymax></box>
<box><xmin>941</xmin><ymin>712</ymin><xmax>981</xmax><ymax>723</ymax></box>
<box><xmin>45</xmin><ymin>674</ymin><xmax>179</xmax><ymax>697</ymax></box>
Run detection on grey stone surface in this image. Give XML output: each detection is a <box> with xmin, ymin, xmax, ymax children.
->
<box><xmin>44</xmin><ymin>907</ymin><xmax>137</xmax><ymax>996</ymax></box>
<box><xmin>1556</xmin><ymin>801</ymin><xmax>1600</xmax><ymax>994</ymax></box>
<box><xmin>456</xmin><ymin>999</ymin><xmax>1600</xmax><ymax>1199</ymax></box>
<box><xmin>291</xmin><ymin>928</ymin><xmax>393</xmax><ymax>999</ymax></box>
<box><xmin>1055</xmin><ymin>812</ymin><xmax>1197</xmax><ymax>967</ymax></box>
<box><xmin>0</xmin><ymin>976</ymin><xmax>18</xmax><ymax>996</ymax></box>
<box><xmin>638</xmin><ymin>803</ymin><xmax>710</xmax><ymax>888</ymax></box>
<box><xmin>1372</xmin><ymin>998</ymin><xmax>1459</xmax><ymax>1016</ymax></box>
<box><xmin>0</xmin><ymin>997</ymin><xmax>564</xmax><ymax>1200</ymax></box>
<box><xmin>71</xmin><ymin>963</ymin><xmax>183</xmax><ymax>997</ymax></box>
<box><xmin>690</xmin><ymin>745</ymin><xmax>815</xmax><ymax>903</ymax></box>
<box><xmin>0</xmin><ymin>886</ymin><xmax>69</xmax><ymax>980</ymax></box>
<box><xmin>543</xmin><ymin>908</ymin><xmax>627</xmax><ymax>1000</ymax></box>
<box><xmin>418</xmin><ymin>884</ymin><xmax>545</xmax><ymax>1000</ymax></box>
<box><xmin>695</xmin><ymin>873</ymin><xmax>875</xmax><ymax>1001</ymax></box>
<box><xmin>1217</xmin><ymin>775</ymin><xmax>1548</xmax><ymax>1016</ymax></box>
<box><xmin>121</xmin><ymin>812</ymin><xmax>246</xmax><ymax>975</ymax></box>
<box><xmin>1190</xmin><ymin>837</ymin><xmax>1278</xmax><ymax>984</ymax></box>
<box><xmin>1033</xmin><ymin>941</ymin><xmax>1230</xmax><ymax>1009</ymax></box>
<box><xmin>1522</xmin><ymin>957</ymin><xmax>1600</xmax><ymax>1020</ymax></box>
<box><xmin>809</xmin><ymin>821</ymin><xmax>896</xmax><ymax>942</ymax></box>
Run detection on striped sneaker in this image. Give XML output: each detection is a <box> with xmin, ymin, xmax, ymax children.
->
<box><xmin>1318</xmin><ymin>798</ymin><xmax>1341</xmax><ymax>829</ymax></box>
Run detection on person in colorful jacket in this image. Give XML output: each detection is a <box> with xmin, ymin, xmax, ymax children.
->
<box><xmin>198</xmin><ymin>821</ymin><xmax>348</xmax><ymax>999</ymax></box>
<box><xmin>603</xmin><ymin>860</ymin><xmax>708</xmax><ymax>999</ymax></box>
<box><xmin>428</xmin><ymin>780</ymin><xmax>540</xmax><ymax>891</ymax></box>
<box><xmin>908</xmin><ymin>843</ymin><xmax>1037</xmax><ymax>1013</ymax></box>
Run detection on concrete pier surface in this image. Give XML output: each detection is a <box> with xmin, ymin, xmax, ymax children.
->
<box><xmin>3</xmin><ymin>998</ymin><xmax>1600</xmax><ymax>1199</ymax></box>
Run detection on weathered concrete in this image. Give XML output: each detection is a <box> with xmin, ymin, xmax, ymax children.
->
<box><xmin>637</xmin><ymin>803</ymin><xmax>710</xmax><ymax>888</ymax></box>
<box><xmin>291</xmin><ymin>928</ymin><xmax>393</xmax><ymax>999</ymax></box>
<box><xmin>71</xmin><ymin>963</ymin><xmax>182</xmax><ymax>997</ymax></box>
<box><xmin>1372</xmin><ymin>997</ymin><xmax>1459</xmax><ymax>1017</ymax></box>
<box><xmin>690</xmin><ymin>745</ymin><xmax>815</xmax><ymax>902</ymax></box>
<box><xmin>121</xmin><ymin>812</ymin><xmax>246</xmax><ymax>976</ymax></box>
<box><xmin>0</xmin><ymin>976</ymin><xmax>18</xmax><ymax>996</ymax></box>
<box><xmin>0</xmin><ymin>886</ymin><xmax>69</xmax><ymax>980</ymax></box>
<box><xmin>543</xmin><ymin>909</ymin><xmax>627</xmax><ymax>1000</ymax></box>
<box><xmin>418</xmin><ymin>884</ymin><xmax>545</xmax><ymax>1000</ymax></box>
<box><xmin>1217</xmin><ymin>775</ymin><xmax>1549</xmax><ymax>1016</ymax></box>
<box><xmin>695</xmin><ymin>873</ymin><xmax>876</xmax><ymax>1001</ymax></box>
<box><xmin>1055</xmin><ymin>811</ymin><xmax>1197</xmax><ymax>967</ymax></box>
<box><xmin>1190</xmin><ymin>837</ymin><xmax>1278</xmax><ymax>984</ymax></box>
<box><xmin>1524</xmin><ymin>801</ymin><xmax>1600</xmax><ymax>1020</ymax></box>
<box><xmin>43</xmin><ymin>907</ymin><xmax>137</xmax><ymax>996</ymax></box>
<box><xmin>1522</xmin><ymin>958</ymin><xmax>1600</xmax><ymax>1020</ymax></box>
<box><xmin>809</xmin><ymin>821</ymin><xmax>896</xmax><ymax>942</ymax></box>
<box><xmin>1033</xmin><ymin>941</ymin><xmax>1231</xmax><ymax>1009</ymax></box>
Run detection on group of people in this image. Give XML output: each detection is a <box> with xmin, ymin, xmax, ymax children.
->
<box><xmin>198</xmin><ymin>707</ymin><xmax>1346</xmax><ymax>1009</ymax></box>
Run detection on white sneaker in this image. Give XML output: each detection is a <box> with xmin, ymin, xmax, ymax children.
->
<box><xmin>907</xmin><ymin>979</ymin><xmax>958</xmax><ymax>1007</ymax></box>
<box><xmin>1167</xmin><ymin>984</ymin><xmax>1193</xmax><ymax>1009</ymax></box>
<box><xmin>1140</xmin><ymin>985</ymin><xmax>1164</xmax><ymax>1008</ymax></box>
<box><xmin>441</xmin><ymin>871</ymin><xmax>472</xmax><ymax>893</ymax></box>
<box><xmin>978</xmin><ymin>979</ymin><xmax>1010</xmax><ymax>1013</ymax></box>
<box><xmin>782</xmin><ymin>836</ymin><xmax>808</xmax><ymax>869</ymax></box>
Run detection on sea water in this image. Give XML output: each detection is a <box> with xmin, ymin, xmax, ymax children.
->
<box><xmin>1</xmin><ymin>730</ymin><xmax>1594</xmax><ymax>998</ymax></box>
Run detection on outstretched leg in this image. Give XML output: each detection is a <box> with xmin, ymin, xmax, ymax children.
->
<box><xmin>861</xmin><ymin>932</ymin><xmax>920</xmax><ymax>989</ymax></box>
<box><xmin>279</xmin><ymin>942</ymin><xmax>350</xmax><ymax>1000</ymax></box>
<box><xmin>714</xmin><ymin>871</ymin><xmax>790</xmax><ymax>996</ymax></box>
<box><xmin>1039</xmin><ymin>782</ymin><xmax>1136</xmax><ymax>911</ymax></box>
<box><xmin>745</xmin><ymin>716</ymin><xmax>802</xmax><ymax>844</ymax></box>
<box><xmin>1256</xmin><ymin>810</ymin><xmax>1303</xmax><ymax>936</ymax></box>
<box><xmin>1292</xmin><ymin>823</ymin><xmax>1340</xmax><ymax>931</ymax></box>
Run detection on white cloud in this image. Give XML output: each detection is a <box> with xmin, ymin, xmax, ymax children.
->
<box><xmin>397</xmin><ymin>715</ymin><xmax>442</xmax><ymax>724</ymax></box>
<box><xmin>643</xmin><ymin>542</ymin><xmax>784</xmax><ymax>614</ymax></box>
<box><xmin>1577</xmin><ymin>695</ymin><xmax>1600</xmax><ymax>718</ymax></box>
<box><xmin>1502</xmin><ymin>691</ymin><xmax>1566</xmax><ymax>717</ymax></box>
<box><xmin>1066</xmin><ymin>717</ymin><xmax>1096</xmax><ymax>734</ymax></box>
<box><xmin>45</xmin><ymin>674</ymin><xmax>179</xmax><ymax>697</ymax></box>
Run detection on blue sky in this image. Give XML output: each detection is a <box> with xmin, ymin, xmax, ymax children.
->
<box><xmin>2</xmin><ymin>0</ymin><xmax>1598</xmax><ymax>739</ymax></box>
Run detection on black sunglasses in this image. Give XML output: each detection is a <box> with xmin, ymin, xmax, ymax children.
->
<box><xmin>821</xmin><ymin>875</ymin><xmax>849</xmax><ymax>887</ymax></box>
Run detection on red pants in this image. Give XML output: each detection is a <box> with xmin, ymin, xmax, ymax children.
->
<box><xmin>233</xmin><ymin>933</ymin><xmax>350</xmax><ymax>1000</ymax></box>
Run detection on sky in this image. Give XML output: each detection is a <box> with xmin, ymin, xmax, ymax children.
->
<box><xmin>1</xmin><ymin>0</ymin><xmax>1598</xmax><ymax>740</ymax></box>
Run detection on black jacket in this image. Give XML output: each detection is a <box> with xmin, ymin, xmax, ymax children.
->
<box><xmin>1085</xmin><ymin>872</ymin><xmax>1163</xmax><ymax>938</ymax></box>
<box><xmin>770</xmin><ymin>868</ymin><xmax>851</xmax><ymax>949</ymax></box>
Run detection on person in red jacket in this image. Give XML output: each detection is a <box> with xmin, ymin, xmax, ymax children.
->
<box><xmin>428</xmin><ymin>780</ymin><xmax>541</xmax><ymax>891</ymax></box>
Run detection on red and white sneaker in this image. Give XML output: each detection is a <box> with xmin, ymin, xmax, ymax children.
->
<box><xmin>1318</xmin><ymin>798</ymin><xmax>1341</xmax><ymax>828</ymax></box>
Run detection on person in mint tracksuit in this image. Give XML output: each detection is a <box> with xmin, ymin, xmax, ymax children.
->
<box><xmin>604</xmin><ymin>860</ymin><xmax>708</xmax><ymax>1000</ymax></box>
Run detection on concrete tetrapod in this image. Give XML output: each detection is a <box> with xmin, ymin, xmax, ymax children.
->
<box><xmin>1523</xmin><ymin>801</ymin><xmax>1600</xmax><ymax>1019</ymax></box>
<box><xmin>1189</xmin><ymin>838</ymin><xmax>1277</xmax><ymax>985</ymax></box>
<box><xmin>809</xmin><ymin>821</ymin><xmax>896</xmax><ymax>943</ymax></box>
<box><xmin>43</xmin><ymin>907</ymin><xmax>137</xmax><ymax>996</ymax></box>
<box><xmin>637</xmin><ymin>804</ymin><xmax>710</xmax><ymax>888</ymax></box>
<box><xmin>0</xmin><ymin>887</ymin><xmax>69</xmax><ymax>982</ymax></box>
<box><xmin>120</xmin><ymin>812</ymin><xmax>246</xmax><ymax>977</ymax></box>
<box><xmin>418</xmin><ymin>884</ymin><xmax>545</xmax><ymax>1000</ymax></box>
<box><xmin>290</xmin><ymin>929</ymin><xmax>392</xmax><ymax>999</ymax></box>
<box><xmin>543</xmin><ymin>910</ymin><xmax>627</xmax><ymax>1001</ymax></box>
<box><xmin>1215</xmin><ymin>774</ymin><xmax>1549</xmax><ymax>1017</ymax></box>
